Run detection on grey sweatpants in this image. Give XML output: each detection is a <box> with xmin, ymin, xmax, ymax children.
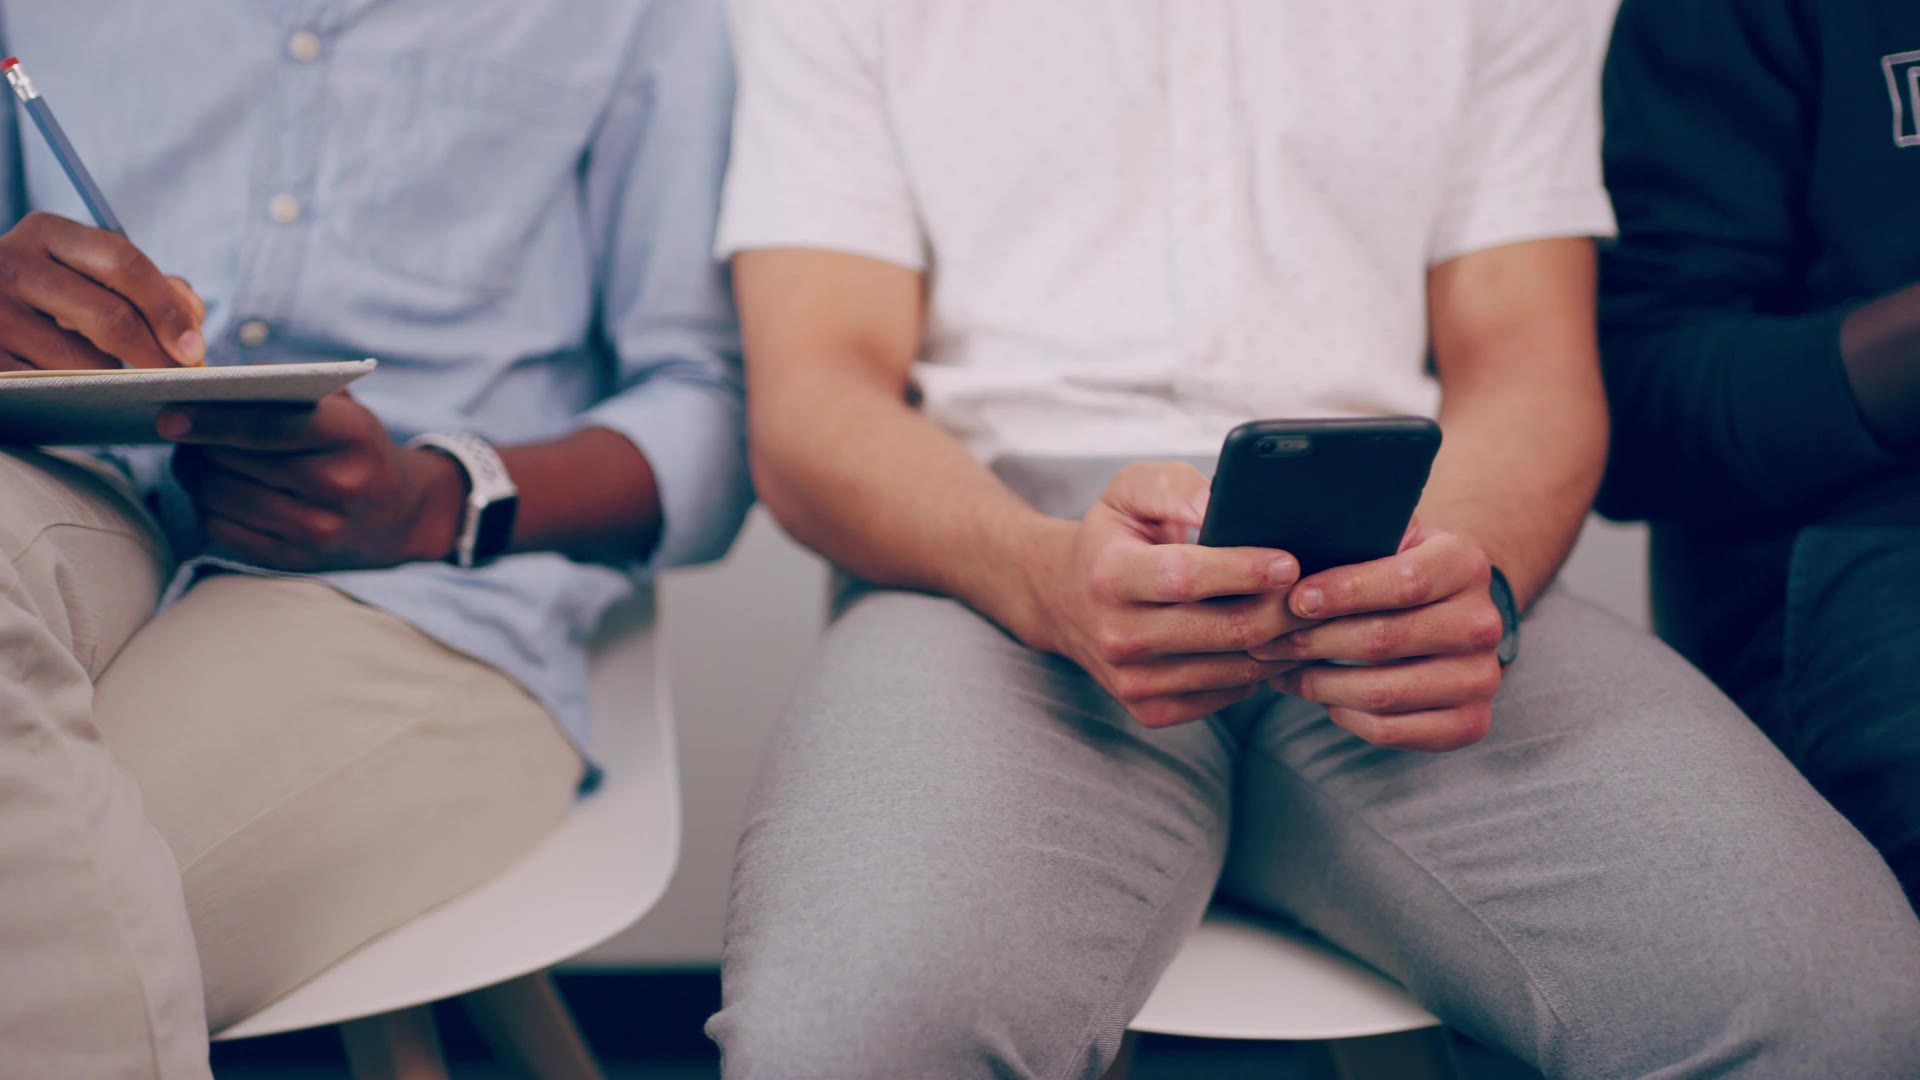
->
<box><xmin>710</xmin><ymin>458</ymin><xmax>1920</xmax><ymax>1080</ymax></box>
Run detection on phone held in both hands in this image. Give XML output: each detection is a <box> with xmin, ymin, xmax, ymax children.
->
<box><xmin>1198</xmin><ymin>417</ymin><xmax>1442</xmax><ymax>577</ymax></box>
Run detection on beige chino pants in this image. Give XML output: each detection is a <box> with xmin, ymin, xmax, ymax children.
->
<box><xmin>0</xmin><ymin>449</ymin><xmax>583</xmax><ymax>1079</ymax></box>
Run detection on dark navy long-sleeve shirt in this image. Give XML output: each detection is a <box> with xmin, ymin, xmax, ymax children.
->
<box><xmin>1598</xmin><ymin>0</ymin><xmax>1920</xmax><ymax>696</ymax></box>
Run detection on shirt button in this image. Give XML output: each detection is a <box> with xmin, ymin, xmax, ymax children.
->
<box><xmin>287</xmin><ymin>31</ymin><xmax>323</xmax><ymax>64</ymax></box>
<box><xmin>268</xmin><ymin>193</ymin><xmax>303</xmax><ymax>225</ymax></box>
<box><xmin>238</xmin><ymin>320</ymin><xmax>271</xmax><ymax>348</ymax></box>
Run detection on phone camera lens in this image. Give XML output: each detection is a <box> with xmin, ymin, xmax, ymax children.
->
<box><xmin>1256</xmin><ymin>436</ymin><xmax>1310</xmax><ymax>456</ymax></box>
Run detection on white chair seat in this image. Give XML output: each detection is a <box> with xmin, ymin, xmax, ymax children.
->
<box><xmin>215</xmin><ymin>591</ymin><xmax>678</xmax><ymax>1041</ymax></box>
<box><xmin>1130</xmin><ymin>908</ymin><xmax>1439</xmax><ymax>1043</ymax></box>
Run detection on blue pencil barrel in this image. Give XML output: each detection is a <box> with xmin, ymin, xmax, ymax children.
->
<box><xmin>5</xmin><ymin>57</ymin><xmax>126</xmax><ymax>236</ymax></box>
<box><xmin>23</xmin><ymin>97</ymin><xmax>124</xmax><ymax>235</ymax></box>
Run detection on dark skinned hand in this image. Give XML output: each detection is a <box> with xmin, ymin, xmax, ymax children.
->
<box><xmin>162</xmin><ymin>391</ymin><xmax>464</xmax><ymax>572</ymax></box>
<box><xmin>0</xmin><ymin>212</ymin><xmax>204</xmax><ymax>371</ymax></box>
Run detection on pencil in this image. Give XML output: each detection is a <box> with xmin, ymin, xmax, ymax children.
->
<box><xmin>3</xmin><ymin>57</ymin><xmax>126</xmax><ymax>235</ymax></box>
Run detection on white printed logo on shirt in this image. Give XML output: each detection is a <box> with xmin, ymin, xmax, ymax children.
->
<box><xmin>1885</xmin><ymin>50</ymin><xmax>1920</xmax><ymax>148</ymax></box>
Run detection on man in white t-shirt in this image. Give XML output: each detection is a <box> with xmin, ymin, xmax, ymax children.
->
<box><xmin>706</xmin><ymin>3</ymin><xmax>1920</xmax><ymax>1077</ymax></box>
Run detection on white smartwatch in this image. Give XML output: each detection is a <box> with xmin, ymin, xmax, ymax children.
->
<box><xmin>406</xmin><ymin>433</ymin><xmax>519</xmax><ymax>568</ymax></box>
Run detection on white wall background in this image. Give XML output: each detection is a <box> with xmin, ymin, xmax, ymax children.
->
<box><xmin>582</xmin><ymin>509</ymin><xmax>830</xmax><ymax>966</ymax></box>
<box><xmin>586</xmin><ymin>0</ymin><xmax>1636</xmax><ymax>968</ymax></box>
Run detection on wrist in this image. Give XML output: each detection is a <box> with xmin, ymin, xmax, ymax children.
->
<box><xmin>1840</xmin><ymin>283</ymin><xmax>1920</xmax><ymax>449</ymax></box>
<box><xmin>403</xmin><ymin>447</ymin><xmax>468</xmax><ymax>564</ymax></box>
<box><xmin>990</xmin><ymin>514</ymin><xmax>1078</xmax><ymax>654</ymax></box>
<box><xmin>1488</xmin><ymin>565</ymin><xmax>1520</xmax><ymax>666</ymax></box>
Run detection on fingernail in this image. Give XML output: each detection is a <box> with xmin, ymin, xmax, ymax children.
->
<box><xmin>1268</xmin><ymin>557</ymin><xmax>1298</xmax><ymax>585</ymax></box>
<box><xmin>156</xmin><ymin>411</ymin><xmax>190</xmax><ymax>440</ymax></box>
<box><xmin>176</xmin><ymin>329</ymin><xmax>205</xmax><ymax>366</ymax></box>
<box><xmin>1189</xmin><ymin>492</ymin><xmax>1211</xmax><ymax>523</ymax></box>
<box><xmin>1295</xmin><ymin>587</ymin><xmax>1323</xmax><ymax>617</ymax></box>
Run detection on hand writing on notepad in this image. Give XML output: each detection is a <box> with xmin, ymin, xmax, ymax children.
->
<box><xmin>0</xmin><ymin>211</ymin><xmax>205</xmax><ymax>371</ymax></box>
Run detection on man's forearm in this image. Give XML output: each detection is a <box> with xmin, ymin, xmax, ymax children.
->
<box><xmin>1422</xmin><ymin>238</ymin><xmax>1608</xmax><ymax>610</ymax></box>
<box><xmin>1419</xmin><ymin>380</ymin><xmax>1607</xmax><ymax>610</ymax></box>
<box><xmin>749</xmin><ymin>368</ymin><xmax>1069</xmax><ymax>647</ymax></box>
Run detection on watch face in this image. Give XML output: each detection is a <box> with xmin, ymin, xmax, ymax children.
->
<box><xmin>473</xmin><ymin>495</ymin><xmax>519</xmax><ymax>565</ymax></box>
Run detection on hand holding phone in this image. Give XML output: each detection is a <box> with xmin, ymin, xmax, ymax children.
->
<box><xmin>1022</xmin><ymin>462</ymin><xmax>1316</xmax><ymax>730</ymax></box>
<box><xmin>1253</xmin><ymin>522</ymin><xmax>1505</xmax><ymax>752</ymax></box>
<box><xmin>1201</xmin><ymin>418</ymin><xmax>1504</xmax><ymax>753</ymax></box>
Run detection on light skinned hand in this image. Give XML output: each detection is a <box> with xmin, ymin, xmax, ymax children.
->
<box><xmin>1029</xmin><ymin>462</ymin><xmax>1315</xmax><ymax>729</ymax></box>
<box><xmin>1249</xmin><ymin>520</ymin><xmax>1504</xmax><ymax>752</ymax></box>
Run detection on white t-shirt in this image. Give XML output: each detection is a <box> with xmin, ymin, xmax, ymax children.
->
<box><xmin>719</xmin><ymin>0</ymin><xmax>1617</xmax><ymax>462</ymax></box>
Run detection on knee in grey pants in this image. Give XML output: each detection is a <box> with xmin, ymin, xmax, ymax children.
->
<box><xmin>710</xmin><ymin>589</ymin><xmax>1236</xmax><ymax>1080</ymax></box>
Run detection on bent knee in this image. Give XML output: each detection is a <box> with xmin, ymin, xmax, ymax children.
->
<box><xmin>1741</xmin><ymin>939</ymin><xmax>1920</xmax><ymax>1077</ymax></box>
<box><xmin>1558</xmin><ymin>915</ymin><xmax>1920</xmax><ymax>1078</ymax></box>
<box><xmin>712</xmin><ymin>989</ymin><xmax>1024</xmax><ymax>1080</ymax></box>
<box><xmin>712</xmin><ymin>940</ymin><xmax>1119</xmax><ymax>1080</ymax></box>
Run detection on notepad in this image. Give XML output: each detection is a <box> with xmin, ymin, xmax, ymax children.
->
<box><xmin>0</xmin><ymin>359</ymin><xmax>377</xmax><ymax>446</ymax></box>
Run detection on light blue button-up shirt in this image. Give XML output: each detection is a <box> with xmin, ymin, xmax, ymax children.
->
<box><xmin>0</xmin><ymin>1</ymin><xmax>752</xmax><ymax>756</ymax></box>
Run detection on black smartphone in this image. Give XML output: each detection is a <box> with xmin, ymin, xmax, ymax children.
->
<box><xmin>1198</xmin><ymin>418</ymin><xmax>1442</xmax><ymax>576</ymax></box>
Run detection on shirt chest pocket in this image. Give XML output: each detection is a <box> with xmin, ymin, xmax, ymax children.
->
<box><xmin>321</xmin><ymin>52</ymin><xmax>601</xmax><ymax>295</ymax></box>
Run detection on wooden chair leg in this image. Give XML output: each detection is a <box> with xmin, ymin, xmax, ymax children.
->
<box><xmin>1322</xmin><ymin>1026</ymin><xmax>1460</xmax><ymax>1080</ymax></box>
<box><xmin>1100</xmin><ymin>1030</ymin><xmax>1142</xmax><ymax>1080</ymax></box>
<box><xmin>339</xmin><ymin>1004</ymin><xmax>451</xmax><ymax>1080</ymax></box>
<box><xmin>461</xmin><ymin>970</ymin><xmax>605</xmax><ymax>1080</ymax></box>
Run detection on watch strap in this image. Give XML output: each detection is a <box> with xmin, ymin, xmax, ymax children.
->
<box><xmin>1489</xmin><ymin>565</ymin><xmax>1520</xmax><ymax>667</ymax></box>
<box><xmin>406</xmin><ymin>433</ymin><xmax>519</xmax><ymax>568</ymax></box>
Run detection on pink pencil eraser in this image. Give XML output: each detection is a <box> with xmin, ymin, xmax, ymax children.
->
<box><xmin>0</xmin><ymin>58</ymin><xmax>18</xmax><ymax>72</ymax></box>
